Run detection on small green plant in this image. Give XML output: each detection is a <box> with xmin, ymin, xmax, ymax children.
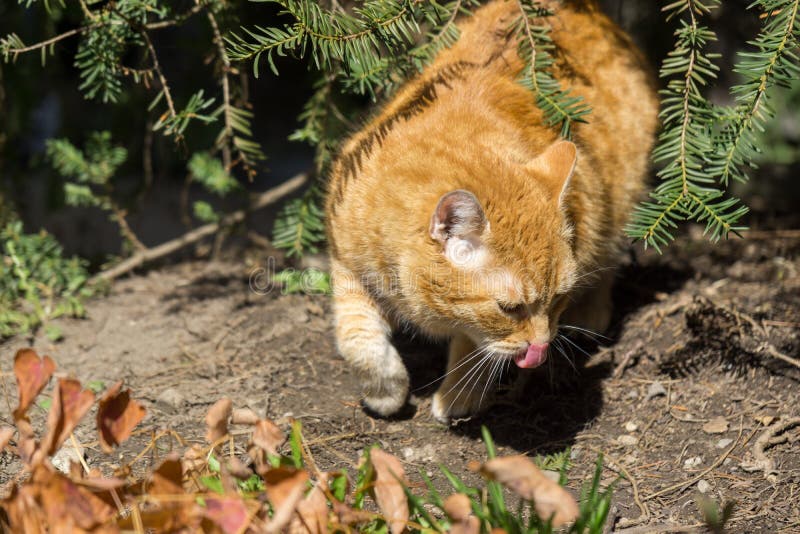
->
<box><xmin>0</xmin><ymin>221</ymin><xmax>94</xmax><ymax>338</ymax></box>
<box><xmin>410</xmin><ymin>427</ymin><xmax>614</xmax><ymax>534</ymax></box>
<box><xmin>271</xmin><ymin>267</ymin><xmax>332</xmax><ymax>295</ymax></box>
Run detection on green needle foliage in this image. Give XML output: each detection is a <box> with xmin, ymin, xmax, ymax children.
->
<box><xmin>2</xmin><ymin>0</ymin><xmax>799</xmax><ymax>280</ymax></box>
<box><xmin>0</xmin><ymin>221</ymin><xmax>94</xmax><ymax>339</ymax></box>
<box><xmin>626</xmin><ymin>0</ymin><xmax>799</xmax><ymax>251</ymax></box>
<box><xmin>513</xmin><ymin>0</ymin><xmax>591</xmax><ymax>138</ymax></box>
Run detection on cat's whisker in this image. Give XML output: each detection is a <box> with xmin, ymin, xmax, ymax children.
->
<box><xmin>478</xmin><ymin>352</ymin><xmax>504</xmax><ymax>408</ymax></box>
<box><xmin>572</xmin><ymin>265</ymin><xmax>615</xmax><ymax>284</ymax></box>
<box><xmin>559</xmin><ymin>323</ymin><xmax>610</xmax><ymax>341</ymax></box>
<box><xmin>442</xmin><ymin>350</ymin><xmax>492</xmax><ymax>400</ymax></box>
<box><xmin>558</xmin><ymin>334</ymin><xmax>591</xmax><ymax>359</ymax></box>
<box><xmin>413</xmin><ymin>344</ymin><xmax>489</xmax><ymax>392</ymax></box>
<box><xmin>446</xmin><ymin>354</ymin><xmax>494</xmax><ymax>414</ymax></box>
<box><xmin>552</xmin><ymin>337</ymin><xmax>577</xmax><ymax>373</ymax></box>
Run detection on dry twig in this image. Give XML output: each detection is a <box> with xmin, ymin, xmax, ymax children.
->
<box><xmin>92</xmin><ymin>172</ymin><xmax>308</xmax><ymax>282</ymax></box>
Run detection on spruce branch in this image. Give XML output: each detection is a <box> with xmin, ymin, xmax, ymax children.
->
<box><xmin>226</xmin><ymin>0</ymin><xmax>425</xmax><ymax>80</ymax></box>
<box><xmin>513</xmin><ymin>0</ymin><xmax>591</xmax><ymax>138</ymax></box>
<box><xmin>140</xmin><ymin>29</ymin><xmax>177</xmax><ymax>121</ymax></box>
<box><xmin>712</xmin><ymin>0</ymin><xmax>800</xmax><ymax>185</ymax></box>
<box><xmin>626</xmin><ymin>0</ymin><xmax>748</xmax><ymax>251</ymax></box>
<box><xmin>207</xmin><ymin>9</ymin><xmax>234</xmax><ymax>171</ymax></box>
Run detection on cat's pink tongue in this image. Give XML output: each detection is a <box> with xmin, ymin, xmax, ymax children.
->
<box><xmin>514</xmin><ymin>343</ymin><xmax>549</xmax><ymax>369</ymax></box>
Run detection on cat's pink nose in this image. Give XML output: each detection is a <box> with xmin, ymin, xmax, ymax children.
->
<box><xmin>513</xmin><ymin>342</ymin><xmax>549</xmax><ymax>369</ymax></box>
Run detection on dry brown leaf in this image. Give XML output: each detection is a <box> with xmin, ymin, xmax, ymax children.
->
<box><xmin>702</xmin><ymin>416</ymin><xmax>729</xmax><ymax>434</ymax></box>
<box><xmin>96</xmin><ymin>381</ymin><xmax>146</xmax><ymax>453</ymax></box>
<box><xmin>205</xmin><ymin>398</ymin><xmax>233</xmax><ymax>443</ymax></box>
<box><xmin>0</xmin><ymin>426</ymin><xmax>14</xmax><ymax>452</ymax></box>
<box><xmin>225</xmin><ymin>456</ymin><xmax>254</xmax><ymax>480</ymax></box>
<box><xmin>296</xmin><ymin>481</ymin><xmax>329</xmax><ymax>534</ymax></box>
<box><xmin>2</xmin><ymin>484</ymin><xmax>47</xmax><ymax>534</ymax></box>
<box><xmin>13</xmin><ymin>349</ymin><xmax>56</xmax><ymax>420</ymax></box>
<box><xmin>260</xmin><ymin>467</ymin><xmax>310</xmax><ymax>534</ymax></box>
<box><xmin>444</xmin><ymin>493</ymin><xmax>479</xmax><ymax>534</ymax></box>
<box><xmin>15</xmin><ymin>417</ymin><xmax>37</xmax><ymax>464</ymax></box>
<box><xmin>332</xmin><ymin>500</ymin><xmax>374</xmax><ymax>527</ymax></box>
<box><xmin>443</xmin><ymin>493</ymin><xmax>472</xmax><ymax>521</ymax></box>
<box><xmin>253</xmin><ymin>418</ymin><xmax>285</xmax><ymax>455</ymax></box>
<box><xmin>369</xmin><ymin>448</ymin><xmax>408</xmax><ymax>534</ymax></box>
<box><xmin>204</xmin><ymin>496</ymin><xmax>253</xmax><ymax>534</ymax></box>
<box><xmin>183</xmin><ymin>443</ymin><xmax>207</xmax><ymax>474</ymax></box>
<box><xmin>149</xmin><ymin>454</ymin><xmax>184</xmax><ymax>495</ymax></box>
<box><xmin>754</xmin><ymin>414</ymin><xmax>776</xmax><ymax>426</ymax></box>
<box><xmin>232</xmin><ymin>407</ymin><xmax>260</xmax><ymax>425</ymax></box>
<box><xmin>41</xmin><ymin>378</ymin><xmax>95</xmax><ymax>457</ymax></box>
<box><xmin>476</xmin><ymin>455</ymin><xmax>578</xmax><ymax>527</ymax></box>
<box><xmin>34</xmin><ymin>465</ymin><xmax>116</xmax><ymax>531</ymax></box>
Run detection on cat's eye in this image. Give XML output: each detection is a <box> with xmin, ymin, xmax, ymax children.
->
<box><xmin>497</xmin><ymin>301</ymin><xmax>527</xmax><ymax>317</ymax></box>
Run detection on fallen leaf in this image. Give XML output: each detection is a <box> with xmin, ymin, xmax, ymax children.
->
<box><xmin>369</xmin><ymin>448</ymin><xmax>408</xmax><ymax>534</ymax></box>
<box><xmin>96</xmin><ymin>381</ymin><xmax>146</xmax><ymax>453</ymax></box>
<box><xmin>41</xmin><ymin>378</ymin><xmax>95</xmax><ymax>457</ymax></box>
<box><xmin>35</xmin><ymin>465</ymin><xmax>116</xmax><ymax>531</ymax></box>
<box><xmin>13</xmin><ymin>349</ymin><xmax>56</xmax><ymax>420</ymax></box>
<box><xmin>205</xmin><ymin>398</ymin><xmax>233</xmax><ymax>443</ymax></box>
<box><xmin>204</xmin><ymin>496</ymin><xmax>252</xmax><ymax>534</ymax></box>
<box><xmin>702</xmin><ymin>416</ymin><xmax>729</xmax><ymax>434</ymax></box>
<box><xmin>149</xmin><ymin>454</ymin><xmax>184</xmax><ymax>495</ymax></box>
<box><xmin>296</xmin><ymin>480</ymin><xmax>329</xmax><ymax>534</ymax></box>
<box><xmin>444</xmin><ymin>493</ymin><xmax>479</xmax><ymax>534</ymax></box>
<box><xmin>2</xmin><ymin>484</ymin><xmax>47</xmax><ymax>534</ymax></box>
<box><xmin>474</xmin><ymin>455</ymin><xmax>579</xmax><ymax>527</ymax></box>
<box><xmin>0</xmin><ymin>426</ymin><xmax>14</xmax><ymax>452</ymax></box>
<box><xmin>182</xmin><ymin>443</ymin><xmax>206</xmax><ymax>473</ymax></box>
<box><xmin>232</xmin><ymin>408</ymin><xmax>260</xmax><ymax>425</ymax></box>
<box><xmin>260</xmin><ymin>467</ymin><xmax>310</xmax><ymax>534</ymax></box>
<box><xmin>253</xmin><ymin>419</ymin><xmax>285</xmax><ymax>455</ymax></box>
<box><xmin>754</xmin><ymin>414</ymin><xmax>776</xmax><ymax>426</ymax></box>
<box><xmin>225</xmin><ymin>457</ymin><xmax>254</xmax><ymax>480</ymax></box>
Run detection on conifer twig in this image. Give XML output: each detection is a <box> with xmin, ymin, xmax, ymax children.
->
<box><xmin>207</xmin><ymin>9</ymin><xmax>233</xmax><ymax>171</ymax></box>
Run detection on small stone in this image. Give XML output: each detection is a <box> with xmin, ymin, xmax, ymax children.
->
<box><xmin>618</xmin><ymin>435</ymin><xmax>639</xmax><ymax>446</ymax></box>
<box><xmin>156</xmin><ymin>388</ymin><xmax>185</xmax><ymax>411</ymax></box>
<box><xmin>625</xmin><ymin>421</ymin><xmax>639</xmax><ymax>432</ymax></box>
<box><xmin>402</xmin><ymin>447</ymin><xmax>415</xmax><ymax>461</ymax></box>
<box><xmin>702</xmin><ymin>416</ymin><xmax>729</xmax><ymax>434</ymax></box>
<box><xmin>626</xmin><ymin>389</ymin><xmax>639</xmax><ymax>400</ymax></box>
<box><xmin>697</xmin><ymin>479</ymin><xmax>711</xmax><ymax>494</ymax></box>
<box><xmin>716</xmin><ymin>438</ymin><xmax>734</xmax><ymax>449</ymax></box>
<box><xmin>646</xmin><ymin>381</ymin><xmax>667</xmax><ymax>400</ymax></box>
<box><xmin>684</xmin><ymin>456</ymin><xmax>703</xmax><ymax>469</ymax></box>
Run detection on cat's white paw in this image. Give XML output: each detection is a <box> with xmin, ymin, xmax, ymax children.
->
<box><xmin>431</xmin><ymin>389</ymin><xmax>492</xmax><ymax>424</ymax></box>
<box><xmin>361</xmin><ymin>369</ymin><xmax>409</xmax><ymax>417</ymax></box>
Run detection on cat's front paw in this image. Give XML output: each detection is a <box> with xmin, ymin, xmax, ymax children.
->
<box><xmin>431</xmin><ymin>388</ymin><xmax>493</xmax><ymax>424</ymax></box>
<box><xmin>361</xmin><ymin>369</ymin><xmax>409</xmax><ymax>417</ymax></box>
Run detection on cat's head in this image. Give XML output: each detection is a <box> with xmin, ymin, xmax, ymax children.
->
<box><xmin>425</xmin><ymin>140</ymin><xmax>579</xmax><ymax>368</ymax></box>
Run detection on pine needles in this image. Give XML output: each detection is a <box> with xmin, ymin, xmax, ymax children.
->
<box><xmin>626</xmin><ymin>0</ymin><xmax>800</xmax><ymax>251</ymax></box>
<box><xmin>513</xmin><ymin>0</ymin><xmax>591</xmax><ymax>138</ymax></box>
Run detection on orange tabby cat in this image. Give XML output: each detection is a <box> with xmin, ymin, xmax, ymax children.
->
<box><xmin>325</xmin><ymin>0</ymin><xmax>658</xmax><ymax>422</ymax></box>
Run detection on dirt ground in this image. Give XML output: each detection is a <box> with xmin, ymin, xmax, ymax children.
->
<box><xmin>1</xmin><ymin>226</ymin><xmax>799</xmax><ymax>533</ymax></box>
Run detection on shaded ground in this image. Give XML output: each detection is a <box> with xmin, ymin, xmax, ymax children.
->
<box><xmin>1</xmin><ymin>228</ymin><xmax>799</xmax><ymax>532</ymax></box>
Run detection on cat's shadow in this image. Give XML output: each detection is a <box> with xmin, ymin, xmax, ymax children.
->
<box><xmin>392</xmin><ymin>251</ymin><xmax>692</xmax><ymax>454</ymax></box>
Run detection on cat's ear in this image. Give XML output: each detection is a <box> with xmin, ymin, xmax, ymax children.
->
<box><xmin>527</xmin><ymin>140</ymin><xmax>577</xmax><ymax>206</ymax></box>
<box><xmin>429</xmin><ymin>190</ymin><xmax>489</xmax><ymax>267</ymax></box>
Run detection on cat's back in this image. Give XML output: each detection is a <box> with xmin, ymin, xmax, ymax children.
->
<box><xmin>326</xmin><ymin>0</ymin><xmax>658</xmax><ymax>266</ymax></box>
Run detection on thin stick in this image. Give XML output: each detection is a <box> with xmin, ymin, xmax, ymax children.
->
<box><xmin>643</xmin><ymin>418</ymin><xmax>743</xmax><ymax>501</ymax></box>
<box><xmin>92</xmin><ymin>172</ymin><xmax>308</xmax><ymax>282</ymax></box>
